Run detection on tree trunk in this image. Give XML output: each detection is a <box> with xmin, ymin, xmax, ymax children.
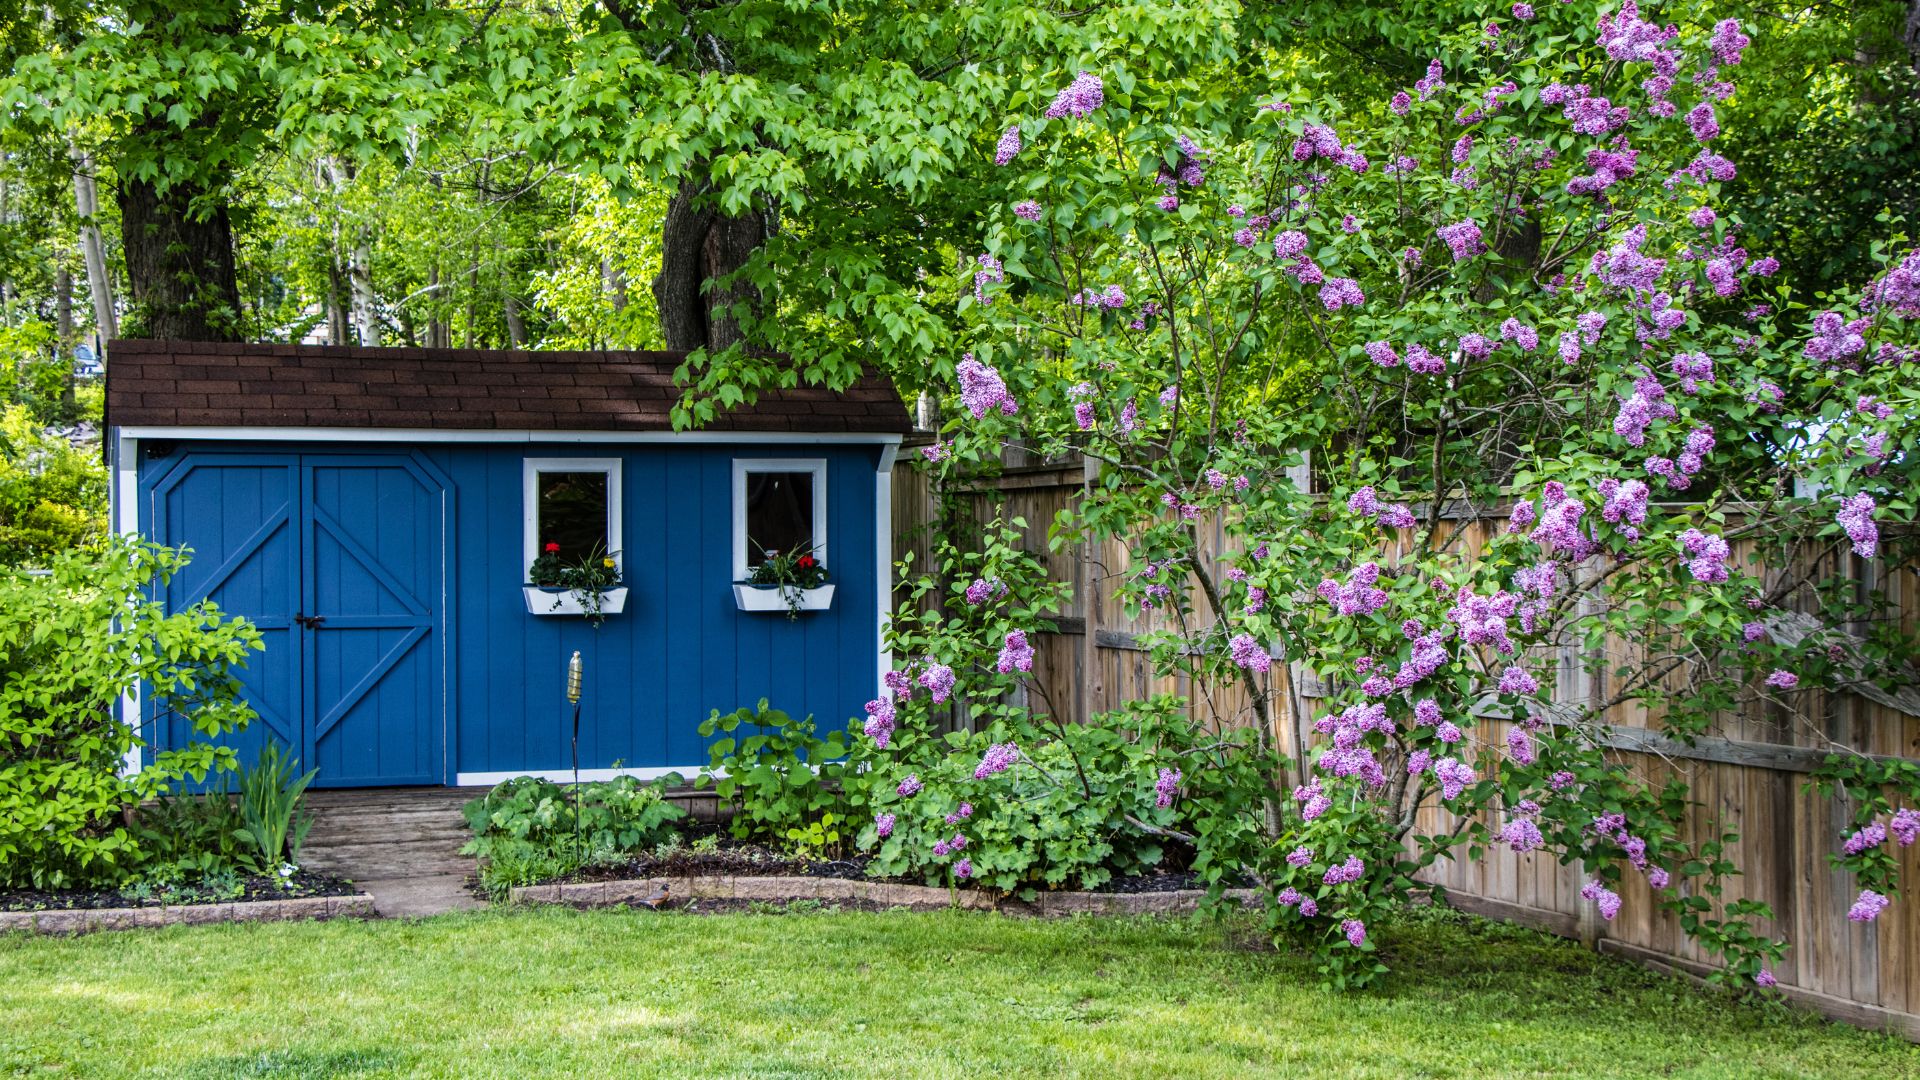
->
<box><xmin>54</xmin><ymin>263</ymin><xmax>76</xmax><ymax>409</ymax></box>
<box><xmin>1905</xmin><ymin>0</ymin><xmax>1919</xmax><ymax>80</ymax></box>
<box><xmin>504</xmin><ymin>289</ymin><xmax>527</xmax><ymax>347</ymax></box>
<box><xmin>350</xmin><ymin>232</ymin><xmax>378</xmax><ymax>346</ymax></box>
<box><xmin>603</xmin><ymin>258</ymin><xmax>627</xmax><ymax>311</ymax></box>
<box><xmin>116</xmin><ymin>173</ymin><xmax>242</xmax><ymax>341</ymax></box>
<box><xmin>326</xmin><ymin>258</ymin><xmax>349</xmax><ymax>345</ymax></box>
<box><xmin>652</xmin><ymin>178</ymin><xmax>769</xmax><ymax>351</ymax></box>
<box><xmin>463</xmin><ymin>255</ymin><xmax>479</xmax><ymax>348</ymax></box>
<box><xmin>70</xmin><ymin>151</ymin><xmax>117</xmax><ymax>342</ymax></box>
<box><xmin>427</xmin><ymin>263</ymin><xmax>450</xmax><ymax>348</ymax></box>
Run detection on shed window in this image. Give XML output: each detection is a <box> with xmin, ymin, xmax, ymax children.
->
<box><xmin>524</xmin><ymin>458</ymin><xmax>623</xmax><ymax>575</ymax></box>
<box><xmin>732</xmin><ymin>459</ymin><xmax>827</xmax><ymax>579</ymax></box>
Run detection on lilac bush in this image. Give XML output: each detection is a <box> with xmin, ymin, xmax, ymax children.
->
<box><xmin>861</xmin><ymin>2</ymin><xmax>1914</xmax><ymax>989</ymax></box>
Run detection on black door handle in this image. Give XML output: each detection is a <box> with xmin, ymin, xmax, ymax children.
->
<box><xmin>293</xmin><ymin>613</ymin><xmax>327</xmax><ymax>629</ymax></box>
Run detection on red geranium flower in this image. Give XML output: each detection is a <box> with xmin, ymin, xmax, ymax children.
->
<box><xmin>798</xmin><ymin>554</ymin><xmax>816</xmax><ymax>568</ymax></box>
<box><xmin>544</xmin><ymin>541</ymin><xmax>560</xmax><ymax>553</ymax></box>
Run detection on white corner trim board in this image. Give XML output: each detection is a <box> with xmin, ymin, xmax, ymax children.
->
<box><xmin>114</xmin><ymin>426</ymin><xmax>905</xmax><ymax>448</ymax></box>
<box><xmin>875</xmin><ymin>447</ymin><xmax>895</xmax><ymax>700</ymax></box>
<box><xmin>114</xmin><ymin>432</ymin><xmax>142</xmax><ymax>779</ymax></box>
<box><xmin>456</xmin><ymin>766</ymin><xmax>706</xmax><ymax>787</ymax></box>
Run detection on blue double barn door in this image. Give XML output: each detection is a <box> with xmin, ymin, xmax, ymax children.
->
<box><xmin>149</xmin><ymin>452</ymin><xmax>450</xmax><ymax>787</ymax></box>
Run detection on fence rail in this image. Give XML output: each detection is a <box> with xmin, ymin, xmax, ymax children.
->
<box><xmin>891</xmin><ymin>444</ymin><xmax>1920</xmax><ymax>1038</ymax></box>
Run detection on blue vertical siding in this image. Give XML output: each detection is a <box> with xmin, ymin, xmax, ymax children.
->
<box><xmin>138</xmin><ymin>438</ymin><xmax>885</xmax><ymax>783</ymax></box>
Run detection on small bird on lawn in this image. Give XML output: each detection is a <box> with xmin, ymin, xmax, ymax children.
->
<box><xmin>631</xmin><ymin>885</ymin><xmax>671</xmax><ymax>911</ymax></box>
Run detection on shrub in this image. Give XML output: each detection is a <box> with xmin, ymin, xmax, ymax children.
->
<box><xmin>697</xmin><ymin>699</ymin><xmax>867</xmax><ymax>854</ymax></box>
<box><xmin>0</xmin><ymin>404</ymin><xmax>106</xmax><ymax>566</ymax></box>
<box><xmin>861</xmin><ymin>735</ymin><xmax>1157</xmax><ymax>895</ymax></box>
<box><xmin>130</xmin><ymin>788</ymin><xmax>259</xmax><ymax>884</ymax></box>
<box><xmin>0</xmin><ymin>540</ymin><xmax>261</xmax><ymax>888</ymax></box>
<box><xmin>460</xmin><ymin>775</ymin><xmax>685</xmax><ymax>898</ymax></box>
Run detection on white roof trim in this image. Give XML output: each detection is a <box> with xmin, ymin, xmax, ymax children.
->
<box><xmin>112</xmin><ymin>426</ymin><xmax>904</xmax><ymax>446</ymax></box>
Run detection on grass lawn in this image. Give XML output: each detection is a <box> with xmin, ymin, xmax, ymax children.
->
<box><xmin>0</xmin><ymin>904</ymin><xmax>1914</xmax><ymax>1079</ymax></box>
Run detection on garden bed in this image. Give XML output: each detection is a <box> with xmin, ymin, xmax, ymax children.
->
<box><xmin>0</xmin><ymin>869</ymin><xmax>357</xmax><ymax>912</ymax></box>
<box><xmin>0</xmin><ymin>871</ymin><xmax>373</xmax><ymax>934</ymax></box>
<box><xmin>0</xmin><ymin>892</ymin><xmax>376</xmax><ymax>935</ymax></box>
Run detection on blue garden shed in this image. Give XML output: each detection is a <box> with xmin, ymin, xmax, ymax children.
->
<box><xmin>105</xmin><ymin>340</ymin><xmax>910</xmax><ymax>788</ymax></box>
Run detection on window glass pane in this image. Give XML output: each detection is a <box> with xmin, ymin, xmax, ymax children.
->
<box><xmin>537</xmin><ymin>471</ymin><xmax>610</xmax><ymax>562</ymax></box>
<box><xmin>744</xmin><ymin>471</ymin><xmax>814</xmax><ymax>568</ymax></box>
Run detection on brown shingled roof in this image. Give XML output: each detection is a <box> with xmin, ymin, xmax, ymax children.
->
<box><xmin>105</xmin><ymin>340</ymin><xmax>912</xmax><ymax>435</ymax></box>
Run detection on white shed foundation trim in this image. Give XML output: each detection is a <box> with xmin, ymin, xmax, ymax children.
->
<box><xmin>455</xmin><ymin>766</ymin><xmax>706</xmax><ymax>787</ymax></box>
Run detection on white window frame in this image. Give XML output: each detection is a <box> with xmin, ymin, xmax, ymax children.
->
<box><xmin>732</xmin><ymin>458</ymin><xmax>828</xmax><ymax>582</ymax></box>
<box><xmin>523</xmin><ymin>457</ymin><xmax>624</xmax><ymax>578</ymax></box>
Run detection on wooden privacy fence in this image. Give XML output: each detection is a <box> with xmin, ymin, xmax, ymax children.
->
<box><xmin>891</xmin><ymin>442</ymin><xmax>1920</xmax><ymax>1038</ymax></box>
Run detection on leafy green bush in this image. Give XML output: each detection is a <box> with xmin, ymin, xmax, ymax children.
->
<box><xmin>697</xmin><ymin>699</ymin><xmax>868</xmax><ymax>854</ymax></box>
<box><xmin>460</xmin><ymin>775</ymin><xmax>685</xmax><ymax>898</ymax></box>
<box><xmin>130</xmin><ymin>788</ymin><xmax>259</xmax><ymax>884</ymax></box>
<box><xmin>0</xmin><ymin>540</ymin><xmax>261</xmax><ymax>888</ymax></box>
<box><xmin>0</xmin><ymin>404</ymin><xmax>106</xmax><ymax>566</ymax></box>
<box><xmin>860</xmin><ymin>729</ymin><xmax>1171</xmax><ymax>897</ymax></box>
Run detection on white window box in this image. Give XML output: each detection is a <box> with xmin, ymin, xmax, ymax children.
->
<box><xmin>732</xmin><ymin>582</ymin><xmax>835</xmax><ymax>613</ymax></box>
<box><xmin>523</xmin><ymin>585</ymin><xmax>629</xmax><ymax>617</ymax></box>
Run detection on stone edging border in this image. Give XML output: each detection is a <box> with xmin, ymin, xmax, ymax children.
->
<box><xmin>0</xmin><ymin>893</ymin><xmax>377</xmax><ymax>935</ymax></box>
<box><xmin>511</xmin><ymin>875</ymin><xmax>1258</xmax><ymax>916</ymax></box>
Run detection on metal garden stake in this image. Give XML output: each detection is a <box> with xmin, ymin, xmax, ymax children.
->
<box><xmin>568</xmin><ymin>650</ymin><xmax>583</xmax><ymax>865</ymax></box>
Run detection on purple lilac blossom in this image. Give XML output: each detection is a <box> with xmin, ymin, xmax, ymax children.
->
<box><xmin>974</xmin><ymin>742</ymin><xmax>1020</xmax><ymax>779</ymax></box>
<box><xmin>1581</xmin><ymin>879</ymin><xmax>1622</xmax><ymax>920</ymax></box>
<box><xmin>971</xmin><ymin>255</ymin><xmax>1003</xmax><ymax>306</ymax></box>
<box><xmin>1318</xmin><ymin>562</ymin><xmax>1389</xmax><ymax>616</ymax></box>
<box><xmin>1506</xmin><ymin>727</ymin><xmax>1537</xmax><ymax>765</ymax></box>
<box><xmin>1849</xmin><ymin>889</ymin><xmax>1890</xmax><ymax>922</ymax></box>
<box><xmin>1679</xmin><ymin>528</ymin><xmax>1731</xmax><ymax>583</ymax></box>
<box><xmin>1044</xmin><ymin>72</ymin><xmax>1104</xmax><ymax>119</ymax></box>
<box><xmin>1765</xmin><ymin>670</ymin><xmax>1799</xmax><ymax>690</ymax></box>
<box><xmin>1154</xmin><ymin>768</ymin><xmax>1181</xmax><ymax>808</ymax></box>
<box><xmin>1501</xmin><ymin>818</ymin><xmax>1545</xmax><ymax>853</ymax></box>
<box><xmin>1836</xmin><ymin>494</ymin><xmax>1878</xmax><ymax>558</ymax></box>
<box><xmin>1499</xmin><ymin>666</ymin><xmax>1540</xmax><ymax>696</ymax></box>
<box><xmin>993</xmin><ymin>125</ymin><xmax>1021</xmax><ymax>165</ymax></box>
<box><xmin>1886</xmin><ymin>808</ymin><xmax>1920</xmax><ymax>847</ymax></box>
<box><xmin>996</xmin><ymin>630</ymin><xmax>1035</xmax><ymax>674</ymax></box>
<box><xmin>919</xmin><ymin>663</ymin><xmax>957</xmax><ymax>703</ymax></box>
<box><xmin>1230</xmin><ymin>633</ymin><xmax>1273</xmax><ymax>674</ymax></box>
<box><xmin>863</xmin><ymin>698</ymin><xmax>896</xmax><ymax>749</ymax></box>
<box><xmin>1433</xmin><ymin>757</ymin><xmax>1475</xmax><ymax>799</ymax></box>
<box><xmin>956</xmin><ymin>354</ymin><xmax>1017</xmax><ymax>418</ymax></box>
<box><xmin>1843</xmin><ymin>822</ymin><xmax>1888</xmax><ymax>855</ymax></box>
<box><xmin>1438</xmin><ymin>220</ymin><xmax>1486</xmax><ymax>261</ymax></box>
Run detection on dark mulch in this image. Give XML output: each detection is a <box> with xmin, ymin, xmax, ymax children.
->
<box><xmin>563</xmin><ymin>843</ymin><xmax>871</xmax><ymax>885</ymax></box>
<box><xmin>481</xmin><ymin>817</ymin><xmax>1243</xmax><ymax>902</ymax></box>
<box><xmin>1098</xmin><ymin>870</ymin><xmax>1219</xmax><ymax>894</ymax></box>
<box><xmin>0</xmin><ymin>870</ymin><xmax>358</xmax><ymax>912</ymax></box>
